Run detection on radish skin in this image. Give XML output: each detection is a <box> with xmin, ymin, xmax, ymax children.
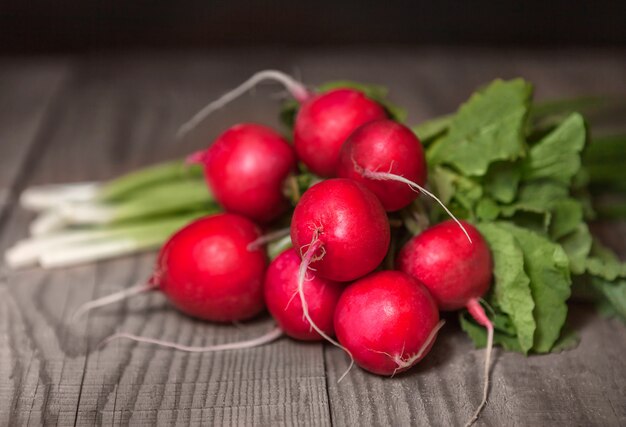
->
<box><xmin>334</xmin><ymin>271</ymin><xmax>441</xmax><ymax>376</ymax></box>
<box><xmin>264</xmin><ymin>248</ymin><xmax>343</xmax><ymax>341</ymax></box>
<box><xmin>338</xmin><ymin>119</ymin><xmax>426</xmax><ymax>211</ymax></box>
<box><xmin>189</xmin><ymin>123</ymin><xmax>297</xmax><ymax>223</ymax></box>
<box><xmin>290</xmin><ymin>179</ymin><xmax>390</xmax><ymax>282</ymax></box>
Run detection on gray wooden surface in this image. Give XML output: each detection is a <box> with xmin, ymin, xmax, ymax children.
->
<box><xmin>0</xmin><ymin>49</ymin><xmax>625</xmax><ymax>426</ymax></box>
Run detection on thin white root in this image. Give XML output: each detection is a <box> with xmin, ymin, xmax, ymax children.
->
<box><xmin>370</xmin><ymin>320</ymin><xmax>445</xmax><ymax>377</ymax></box>
<box><xmin>20</xmin><ymin>182</ymin><xmax>100</xmax><ymax>211</ymax></box>
<box><xmin>177</xmin><ymin>70</ymin><xmax>310</xmax><ymax>139</ymax></box>
<box><xmin>465</xmin><ymin>298</ymin><xmax>495</xmax><ymax>427</ymax></box>
<box><xmin>393</xmin><ymin>319</ymin><xmax>445</xmax><ymax>376</ymax></box>
<box><xmin>297</xmin><ymin>236</ymin><xmax>355</xmax><ymax>383</ymax></box>
<box><xmin>360</xmin><ymin>168</ymin><xmax>472</xmax><ymax>243</ymax></box>
<box><xmin>465</xmin><ymin>324</ymin><xmax>494</xmax><ymax>427</ymax></box>
<box><xmin>72</xmin><ymin>281</ymin><xmax>158</xmax><ymax>321</ymax></box>
<box><xmin>247</xmin><ymin>228</ymin><xmax>291</xmax><ymax>251</ymax></box>
<box><xmin>99</xmin><ymin>325</ymin><xmax>283</xmax><ymax>352</ymax></box>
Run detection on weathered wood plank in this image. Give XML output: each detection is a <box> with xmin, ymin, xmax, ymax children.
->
<box><xmin>0</xmin><ymin>53</ymin><xmax>332</xmax><ymax>427</ymax></box>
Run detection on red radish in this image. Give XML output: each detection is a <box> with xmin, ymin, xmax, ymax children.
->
<box><xmin>188</xmin><ymin>123</ymin><xmax>297</xmax><ymax>223</ymax></box>
<box><xmin>294</xmin><ymin>89</ymin><xmax>387</xmax><ymax>176</ymax></box>
<box><xmin>338</xmin><ymin>119</ymin><xmax>470</xmax><ymax>241</ymax></box>
<box><xmin>334</xmin><ymin>270</ymin><xmax>443</xmax><ymax>376</ymax></box>
<box><xmin>290</xmin><ymin>178</ymin><xmax>390</xmax><ymax>282</ymax></box>
<box><xmin>337</xmin><ymin>119</ymin><xmax>426</xmax><ymax>211</ymax></box>
<box><xmin>74</xmin><ymin>213</ymin><xmax>267</xmax><ymax>322</ymax></box>
<box><xmin>264</xmin><ymin>248</ymin><xmax>343</xmax><ymax>341</ymax></box>
<box><xmin>397</xmin><ymin>220</ymin><xmax>494</xmax><ymax>425</ymax></box>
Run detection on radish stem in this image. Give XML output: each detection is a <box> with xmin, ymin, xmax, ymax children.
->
<box><xmin>99</xmin><ymin>160</ymin><xmax>203</xmax><ymax>202</ymax></box>
<box><xmin>57</xmin><ymin>180</ymin><xmax>215</xmax><ymax>226</ymax></box>
<box><xmin>20</xmin><ymin>182</ymin><xmax>100</xmax><ymax>211</ymax></box>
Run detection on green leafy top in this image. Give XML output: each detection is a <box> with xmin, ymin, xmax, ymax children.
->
<box><xmin>428</xmin><ymin>79</ymin><xmax>532</xmax><ymax>176</ymax></box>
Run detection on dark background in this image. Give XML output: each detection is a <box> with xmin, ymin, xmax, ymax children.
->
<box><xmin>2</xmin><ymin>0</ymin><xmax>626</xmax><ymax>54</ymax></box>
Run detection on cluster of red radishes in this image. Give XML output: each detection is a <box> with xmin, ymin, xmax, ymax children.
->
<box><xmin>80</xmin><ymin>71</ymin><xmax>495</xmax><ymax>423</ymax></box>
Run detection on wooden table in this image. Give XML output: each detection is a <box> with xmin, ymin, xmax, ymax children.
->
<box><xmin>1</xmin><ymin>49</ymin><xmax>625</xmax><ymax>426</ymax></box>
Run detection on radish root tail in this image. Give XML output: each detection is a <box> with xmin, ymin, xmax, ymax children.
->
<box><xmin>298</xmin><ymin>233</ymin><xmax>355</xmax><ymax>383</ymax></box>
<box><xmin>372</xmin><ymin>319</ymin><xmax>445</xmax><ymax>377</ymax></box>
<box><xmin>355</xmin><ymin>162</ymin><xmax>472</xmax><ymax>243</ymax></box>
<box><xmin>177</xmin><ymin>70</ymin><xmax>310</xmax><ymax>139</ymax></box>
<box><xmin>465</xmin><ymin>298</ymin><xmax>495</xmax><ymax>427</ymax></box>
<box><xmin>247</xmin><ymin>227</ymin><xmax>291</xmax><ymax>251</ymax></box>
<box><xmin>72</xmin><ymin>280</ymin><xmax>158</xmax><ymax>322</ymax></box>
<box><xmin>99</xmin><ymin>325</ymin><xmax>283</xmax><ymax>352</ymax></box>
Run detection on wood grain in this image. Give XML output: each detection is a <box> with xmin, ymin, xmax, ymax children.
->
<box><xmin>0</xmin><ymin>49</ymin><xmax>625</xmax><ymax>426</ymax></box>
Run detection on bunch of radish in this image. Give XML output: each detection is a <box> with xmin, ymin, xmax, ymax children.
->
<box><xmin>70</xmin><ymin>70</ymin><xmax>497</xmax><ymax>425</ymax></box>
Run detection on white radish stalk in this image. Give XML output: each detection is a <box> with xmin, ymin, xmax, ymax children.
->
<box><xmin>41</xmin><ymin>239</ymin><xmax>141</xmax><ymax>268</ymax></box>
<box><xmin>297</xmin><ymin>235</ymin><xmax>355</xmax><ymax>383</ymax></box>
<box><xmin>20</xmin><ymin>182</ymin><xmax>100</xmax><ymax>211</ymax></box>
<box><xmin>57</xmin><ymin>203</ymin><xmax>115</xmax><ymax>225</ymax></box>
<box><xmin>6</xmin><ymin>214</ymin><xmax>203</xmax><ymax>269</ymax></box>
<box><xmin>99</xmin><ymin>326</ymin><xmax>283</xmax><ymax>352</ymax></box>
<box><xmin>356</xmin><ymin>163</ymin><xmax>472</xmax><ymax>243</ymax></box>
<box><xmin>6</xmin><ymin>231</ymin><xmax>101</xmax><ymax>268</ymax></box>
<box><xmin>29</xmin><ymin>210</ymin><xmax>69</xmax><ymax>236</ymax></box>
<box><xmin>247</xmin><ymin>227</ymin><xmax>291</xmax><ymax>251</ymax></box>
<box><xmin>72</xmin><ymin>281</ymin><xmax>158</xmax><ymax>321</ymax></box>
<box><xmin>177</xmin><ymin>70</ymin><xmax>310</xmax><ymax>139</ymax></box>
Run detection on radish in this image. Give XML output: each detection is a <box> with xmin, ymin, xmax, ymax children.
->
<box><xmin>74</xmin><ymin>213</ymin><xmax>267</xmax><ymax>323</ymax></box>
<box><xmin>264</xmin><ymin>248</ymin><xmax>343</xmax><ymax>341</ymax></box>
<box><xmin>337</xmin><ymin>119</ymin><xmax>470</xmax><ymax>240</ymax></box>
<box><xmin>188</xmin><ymin>123</ymin><xmax>297</xmax><ymax>223</ymax></box>
<box><xmin>397</xmin><ymin>219</ymin><xmax>494</xmax><ymax>425</ymax></box>
<box><xmin>290</xmin><ymin>178</ymin><xmax>390</xmax><ymax>282</ymax></box>
<box><xmin>334</xmin><ymin>270</ymin><xmax>443</xmax><ymax>376</ymax></box>
<box><xmin>294</xmin><ymin>88</ymin><xmax>387</xmax><ymax>177</ymax></box>
<box><xmin>337</xmin><ymin>119</ymin><xmax>426</xmax><ymax>211</ymax></box>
